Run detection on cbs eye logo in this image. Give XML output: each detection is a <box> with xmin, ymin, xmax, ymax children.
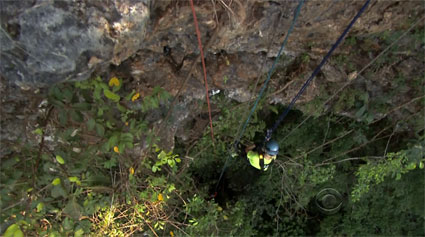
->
<box><xmin>315</xmin><ymin>188</ymin><xmax>343</xmax><ymax>215</ymax></box>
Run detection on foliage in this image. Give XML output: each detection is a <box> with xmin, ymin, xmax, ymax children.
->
<box><xmin>186</xmin><ymin>87</ymin><xmax>423</xmax><ymax>236</ymax></box>
<box><xmin>151</xmin><ymin>145</ymin><xmax>181</xmax><ymax>173</ymax></box>
<box><xmin>2</xmin><ymin>24</ymin><xmax>424</xmax><ymax>236</ymax></box>
<box><xmin>0</xmin><ymin>76</ymin><xmax>182</xmax><ymax>236</ymax></box>
<box><xmin>318</xmin><ymin>168</ymin><xmax>424</xmax><ymax>236</ymax></box>
<box><xmin>351</xmin><ymin>142</ymin><xmax>424</xmax><ymax>202</ymax></box>
<box><xmin>182</xmin><ymin>195</ymin><xmax>255</xmax><ymax>236</ymax></box>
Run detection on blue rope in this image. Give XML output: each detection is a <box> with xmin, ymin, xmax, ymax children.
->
<box><xmin>214</xmin><ymin>0</ymin><xmax>305</xmax><ymax>194</ymax></box>
<box><xmin>265</xmin><ymin>0</ymin><xmax>371</xmax><ymax>142</ymax></box>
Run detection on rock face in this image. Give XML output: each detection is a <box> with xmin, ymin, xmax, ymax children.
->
<box><xmin>1</xmin><ymin>0</ymin><xmax>424</xmax><ymax>153</ymax></box>
<box><xmin>1</xmin><ymin>1</ymin><xmax>422</xmax><ymax>89</ymax></box>
<box><xmin>126</xmin><ymin>0</ymin><xmax>423</xmax><ymax>102</ymax></box>
<box><xmin>0</xmin><ymin>0</ymin><xmax>150</xmax><ymax>88</ymax></box>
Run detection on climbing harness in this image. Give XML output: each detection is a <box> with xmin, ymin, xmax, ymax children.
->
<box><xmin>265</xmin><ymin>0</ymin><xmax>371</xmax><ymax>142</ymax></box>
<box><xmin>190</xmin><ymin>0</ymin><xmax>214</xmax><ymax>140</ymax></box>
<box><xmin>212</xmin><ymin>0</ymin><xmax>305</xmax><ymax>197</ymax></box>
<box><xmin>259</xmin><ymin>155</ymin><xmax>265</xmax><ymax>171</ymax></box>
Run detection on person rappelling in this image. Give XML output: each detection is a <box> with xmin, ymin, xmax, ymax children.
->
<box><xmin>221</xmin><ymin>140</ymin><xmax>279</xmax><ymax>194</ymax></box>
<box><xmin>213</xmin><ymin>0</ymin><xmax>371</xmax><ymax>198</ymax></box>
<box><xmin>245</xmin><ymin>140</ymin><xmax>279</xmax><ymax>171</ymax></box>
<box><xmin>230</xmin><ymin>140</ymin><xmax>279</xmax><ymax>172</ymax></box>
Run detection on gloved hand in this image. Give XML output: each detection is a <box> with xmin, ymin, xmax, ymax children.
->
<box><xmin>265</xmin><ymin>129</ymin><xmax>272</xmax><ymax>142</ymax></box>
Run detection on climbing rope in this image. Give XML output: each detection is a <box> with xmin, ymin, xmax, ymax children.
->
<box><xmin>190</xmin><ymin>0</ymin><xmax>215</xmax><ymax>141</ymax></box>
<box><xmin>232</xmin><ymin>10</ymin><xmax>286</xmax><ymax>153</ymax></box>
<box><xmin>265</xmin><ymin>0</ymin><xmax>371</xmax><ymax>142</ymax></box>
<box><xmin>213</xmin><ymin>0</ymin><xmax>305</xmax><ymax>196</ymax></box>
<box><xmin>236</xmin><ymin>0</ymin><xmax>305</xmax><ymax>147</ymax></box>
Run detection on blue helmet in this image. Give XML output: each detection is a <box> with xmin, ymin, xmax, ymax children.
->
<box><xmin>265</xmin><ymin>140</ymin><xmax>279</xmax><ymax>156</ymax></box>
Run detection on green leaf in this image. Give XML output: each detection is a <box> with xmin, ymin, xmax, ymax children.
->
<box><xmin>118</xmin><ymin>144</ymin><xmax>125</xmax><ymax>154</ymax></box>
<box><xmin>103</xmin><ymin>89</ymin><xmax>120</xmax><ymax>102</ymax></box>
<box><xmin>103</xmin><ymin>157</ymin><xmax>117</xmax><ymax>168</ymax></box>
<box><xmin>407</xmin><ymin>163</ymin><xmax>416</xmax><ymax>170</ymax></box>
<box><xmin>49</xmin><ymin>98</ymin><xmax>65</xmax><ymax>108</ymax></box>
<box><xmin>95</xmin><ymin>123</ymin><xmax>105</xmax><ymax>136</ymax></box>
<box><xmin>223</xmin><ymin>75</ymin><xmax>229</xmax><ymax>84</ymax></box>
<box><xmin>365</xmin><ymin>113</ymin><xmax>374</xmax><ymax>124</ymax></box>
<box><xmin>117</xmin><ymin>103</ymin><xmax>126</xmax><ymax>112</ymax></box>
<box><xmin>4</xmin><ymin>224</ymin><xmax>24</xmax><ymax>237</ymax></box>
<box><xmin>72</xmin><ymin>102</ymin><xmax>91</xmax><ymax>111</ymax></box>
<box><xmin>158</xmin><ymin>151</ymin><xmax>166</xmax><ymax>160</ymax></box>
<box><xmin>167</xmin><ymin>159</ymin><xmax>175</xmax><ymax>166</ymax></box>
<box><xmin>48</xmin><ymin>231</ymin><xmax>60</xmax><ymax>237</ymax></box>
<box><xmin>121</xmin><ymin>133</ymin><xmax>134</xmax><ymax>143</ymax></box>
<box><xmin>63</xmin><ymin>88</ymin><xmax>73</xmax><ymax>102</ymax></box>
<box><xmin>70</xmin><ymin>110</ymin><xmax>83</xmax><ymax>123</ymax></box>
<box><xmin>58</xmin><ymin>110</ymin><xmax>68</xmax><ymax>126</ymax></box>
<box><xmin>63</xmin><ymin>217</ymin><xmax>74</xmax><ymax>231</ymax></box>
<box><xmin>94</xmin><ymin>87</ymin><xmax>102</xmax><ymax>100</ymax></box>
<box><xmin>125</xmin><ymin>90</ymin><xmax>136</xmax><ymax>101</ymax></box>
<box><xmin>74</xmin><ymin>228</ymin><xmax>84</xmax><ymax>237</ymax></box>
<box><xmin>64</xmin><ymin>198</ymin><xmax>82</xmax><ymax>220</ymax></box>
<box><xmin>420</xmin><ymin>161</ymin><xmax>424</xmax><ymax>169</ymax></box>
<box><xmin>130</xmin><ymin>119</ymin><xmax>136</xmax><ymax>130</ymax></box>
<box><xmin>56</xmin><ymin>155</ymin><xmax>65</xmax><ymax>165</ymax></box>
<box><xmin>175</xmin><ymin>158</ymin><xmax>181</xmax><ymax>163</ymax></box>
<box><xmin>87</xmin><ymin>118</ymin><xmax>96</xmax><ymax>131</ymax></box>
<box><xmin>355</xmin><ymin>105</ymin><xmax>367</xmax><ymax>118</ymax></box>
<box><xmin>125</xmin><ymin>142</ymin><xmax>134</xmax><ymax>149</ymax></box>
<box><xmin>168</xmin><ymin>184</ymin><xmax>176</xmax><ymax>193</ymax></box>
<box><xmin>69</xmin><ymin>176</ymin><xmax>81</xmax><ymax>185</ymax></box>
<box><xmin>106</xmin><ymin>121</ymin><xmax>114</xmax><ymax>129</ymax></box>
<box><xmin>98</xmin><ymin>81</ymin><xmax>109</xmax><ymax>90</ymax></box>
<box><xmin>52</xmin><ymin>178</ymin><xmax>61</xmax><ymax>186</ymax></box>
<box><xmin>36</xmin><ymin>202</ymin><xmax>44</xmax><ymax>212</ymax></box>
<box><xmin>50</xmin><ymin>86</ymin><xmax>64</xmax><ymax>101</ymax></box>
<box><xmin>33</xmin><ymin>128</ymin><xmax>43</xmax><ymax>136</ymax></box>
<box><xmin>151</xmin><ymin>97</ymin><xmax>159</xmax><ymax>108</ymax></box>
<box><xmin>107</xmin><ymin>135</ymin><xmax>118</xmax><ymax>150</ymax></box>
<box><xmin>51</xmin><ymin>185</ymin><xmax>67</xmax><ymax>198</ymax></box>
<box><xmin>269</xmin><ymin>105</ymin><xmax>279</xmax><ymax>115</ymax></box>
<box><xmin>97</xmin><ymin>108</ymin><xmax>104</xmax><ymax>116</ymax></box>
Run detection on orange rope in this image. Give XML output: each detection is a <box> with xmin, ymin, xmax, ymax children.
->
<box><xmin>189</xmin><ymin>0</ymin><xmax>214</xmax><ymax>141</ymax></box>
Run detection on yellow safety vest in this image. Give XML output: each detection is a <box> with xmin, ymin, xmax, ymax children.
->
<box><xmin>247</xmin><ymin>151</ymin><xmax>275</xmax><ymax>171</ymax></box>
